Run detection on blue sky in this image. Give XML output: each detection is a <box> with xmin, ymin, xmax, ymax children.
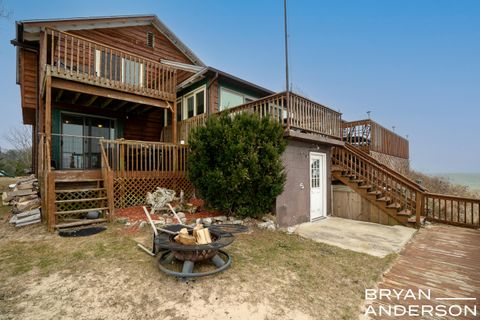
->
<box><xmin>0</xmin><ymin>0</ymin><xmax>479</xmax><ymax>173</ymax></box>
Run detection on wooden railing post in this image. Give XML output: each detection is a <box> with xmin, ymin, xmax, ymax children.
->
<box><xmin>285</xmin><ymin>92</ymin><xmax>291</xmax><ymax>131</ymax></box>
<box><xmin>107</xmin><ymin>171</ymin><xmax>114</xmax><ymax>221</ymax></box>
<box><xmin>120</xmin><ymin>143</ymin><xmax>125</xmax><ymax>172</ymax></box>
<box><xmin>415</xmin><ymin>191</ymin><xmax>424</xmax><ymax>228</ymax></box>
<box><xmin>47</xmin><ymin>171</ymin><xmax>56</xmax><ymax>231</ymax></box>
<box><xmin>172</xmin><ymin>100</ymin><xmax>177</xmax><ymax>144</ymax></box>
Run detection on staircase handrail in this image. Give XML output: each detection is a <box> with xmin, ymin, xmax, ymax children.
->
<box><xmin>343</xmin><ymin>143</ymin><xmax>425</xmax><ymax>192</ymax></box>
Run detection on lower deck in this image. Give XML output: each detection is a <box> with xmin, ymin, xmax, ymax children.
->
<box><xmin>369</xmin><ymin>224</ymin><xmax>480</xmax><ymax>318</ymax></box>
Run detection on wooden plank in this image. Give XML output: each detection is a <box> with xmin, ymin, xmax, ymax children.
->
<box><xmin>54</xmin><ymin>218</ymin><xmax>107</xmax><ymax>229</ymax></box>
<box><xmin>85</xmin><ymin>95</ymin><xmax>98</xmax><ymax>106</ymax></box>
<box><xmin>54</xmin><ymin>169</ymin><xmax>102</xmax><ymax>181</ymax></box>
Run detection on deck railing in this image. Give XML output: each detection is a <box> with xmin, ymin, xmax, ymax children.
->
<box><xmin>164</xmin><ymin>92</ymin><xmax>342</xmax><ymax>143</ymax></box>
<box><xmin>342</xmin><ymin>119</ymin><xmax>409</xmax><ymax>159</ymax></box>
<box><xmin>44</xmin><ymin>28</ymin><xmax>177</xmax><ymax>101</ymax></box>
<box><xmin>424</xmin><ymin>193</ymin><xmax>480</xmax><ymax>228</ymax></box>
<box><xmin>99</xmin><ymin>139</ymin><xmax>188</xmax><ymax>178</ymax></box>
<box><xmin>51</xmin><ymin>133</ymin><xmax>104</xmax><ymax>170</ymax></box>
<box><xmin>333</xmin><ymin>143</ymin><xmax>480</xmax><ymax>228</ymax></box>
<box><xmin>332</xmin><ymin>143</ymin><xmax>423</xmax><ymax>218</ymax></box>
<box><xmin>100</xmin><ymin>141</ymin><xmax>114</xmax><ymax>219</ymax></box>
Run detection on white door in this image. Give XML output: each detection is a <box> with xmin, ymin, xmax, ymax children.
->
<box><xmin>310</xmin><ymin>152</ymin><xmax>327</xmax><ymax>221</ymax></box>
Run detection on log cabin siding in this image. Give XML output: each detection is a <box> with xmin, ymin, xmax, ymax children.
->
<box><xmin>123</xmin><ymin>109</ymin><xmax>164</xmax><ymax>142</ymax></box>
<box><xmin>69</xmin><ymin>26</ymin><xmax>193</xmax><ymax>84</ymax></box>
<box><xmin>208</xmin><ymin>79</ymin><xmax>219</xmax><ymax>114</ymax></box>
<box><xmin>20</xmin><ymin>49</ymin><xmax>38</xmax><ymax>124</ymax></box>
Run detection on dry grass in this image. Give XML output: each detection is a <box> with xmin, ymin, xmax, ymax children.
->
<box><xmin>0</xmin><ymin>177</ymin><xmax>17</xmax><ymax>193</ymax></box>
<box><xmin>0</xmin><ymin>208</ymin><xmax>394</xmax><ymax>320</ymax></box>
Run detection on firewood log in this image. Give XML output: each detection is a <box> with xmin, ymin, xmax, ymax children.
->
<box><xmin>16</xmin><ymin>198</ymin><xmax>41</xmax><ymax>212</ymax></box>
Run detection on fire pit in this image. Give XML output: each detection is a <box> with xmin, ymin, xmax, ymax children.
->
<box><xmin>154</xmin><ymin>224</ymin><xmax>234</xmax><ymax>280</ymax></box>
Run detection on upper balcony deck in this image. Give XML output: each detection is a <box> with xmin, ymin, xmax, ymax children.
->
<box><xmin>162</xmin><ymin>91</ymin><xmax>343</xmax><ymax>143</ymax></box>
<box><xmin>41</xmin><ymin>28</ymin><xmax>177</xmax><ymax>102</ymax></box>
<box><xmin>342</xmin><ymin>119</ymin><xmax>409</xmax><ymax>159</ymax></box>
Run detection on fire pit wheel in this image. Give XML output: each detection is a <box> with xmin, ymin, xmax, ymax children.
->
<box><xmin>154</xmin><ymin>224</ymin><xmax>234</xmax><ymax>280</ymax></box>
<box><xmin>157</xmin><ymin>249</ymin><xmax>232</xmax><ymax>280</ymax></box>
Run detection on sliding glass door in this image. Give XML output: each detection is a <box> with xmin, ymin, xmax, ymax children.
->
<box><xmin>60</xmin><ymin>113</ymin><xmax>115</xmax><ymax>170</ymax></box>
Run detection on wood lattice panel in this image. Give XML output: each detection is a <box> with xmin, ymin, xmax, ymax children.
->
<box><xmin>113</xmin><ymin>176</ymin><xmax>194</xmax><ymax>208</ymax></box>
<box><xmin>56</xmin><ymin>189</ymin><xmax>101</xmax><ymax>201</ymax></box>
<box><xmin>55</xmin><ymin>189</ymin><xmax>107</xmax><ymax>220</ymax></box>
<box><xmin>56</xmin><ymin>198</ymin><xmax>107</xmax><ymax>214</ymax></box>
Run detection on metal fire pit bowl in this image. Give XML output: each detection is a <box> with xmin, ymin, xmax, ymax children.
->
<box><xmin>154</xmin><ymin>224</ymin><xmax>234</xmax><ymax>280</ymax></box>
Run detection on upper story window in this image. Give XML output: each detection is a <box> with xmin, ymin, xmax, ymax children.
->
<box><xmin>180</xmin><ymin>85</ymin><xmax>206</xmax><ymax>120</ymax></box>
<box><xmin>165</xmin><ymin>86</ymin><xmax>206</xmax><ymax>125</ymax></box>
<box><xmin>95</xmin><ymin>50</ymin><xmax>143</xmax><ymax>86</ymax></box>
<box><xmin>220</xmin><ymin>87</ymin><xmax>256</xmax><ymax>110</ymax></box>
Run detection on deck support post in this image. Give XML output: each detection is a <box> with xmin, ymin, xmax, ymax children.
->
<box><xmin>172</xmin><ymin>101</ymin><xmax>178</xmax><ymax>173</ymax></box>
<box><xmin>172</xmin><ymin>100</ymin><xmax>177</xmax><ymax>144</ymax></box>
<box><xmin>45</xmin><ymin>72</ymin><xmax>56</xmax><ymax>231</ymax></box>
<box><xmin>47</xmin><ymin>171</ymin><xmax>56</xmax><ymax>231</ymax></box>
<box><xmin>107</xmin><ymin>171</ymin><xmax>115</xmax><ymax>222</ymax></box>
<box><xmin>415</xmin><ymin>191</ymin><xmax>424</xmax><ymax>228</ymax></box>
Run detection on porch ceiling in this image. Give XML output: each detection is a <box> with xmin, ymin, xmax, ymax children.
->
<box><xmin>51</xmin><ymin>87</ymin><xmax>162</xmax><ymax>116</ymax></box>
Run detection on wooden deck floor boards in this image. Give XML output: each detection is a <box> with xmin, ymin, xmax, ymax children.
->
<box><xmin>369</xmin><ymin>224</ymin><xmax>480</xmax><ymax>319</ymax></box>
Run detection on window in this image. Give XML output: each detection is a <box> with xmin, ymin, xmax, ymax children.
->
<box><xmin>98</xmin><ymin>51</ymin><xmax>122</xmax><ymax>81</ymax></box>
<box><xmin>196</xmin><ymin>90</ymin><xmax>205</xmax><ymax>115</ymax></box>
<box><xmin>163</xmin><ymin>99</ymin><xmax>184</xmax><ymax>126</ymax></box>
<box><xmin>123</xmin><ymin>59</ymin><xmax>143</xmax><ymax>86</ymax></box>
<box><xmin>146</xmin><ymin>32</ymin><xmax>155</xmax><ymax>48</ymax></box>
<box><xmin>176</xmin><ymin>98</ymin><xmax>182</xmax><ymax>122</ymax></box>
<box><xmin>220</xmin><ymin>87</ymin><xmax>256</xmax><ymax>110</ymax></box>
<box><xmin>59</xmin><ymin>113</ymin><xmax>115</xmax><ymax>170</ymax></box>
<box><xmin>177</xmin><ymin>85</ymin><xmax>206</xmax><ymax>120</ymax></box>
<box><xmin>187</xmin><ymin>95</ymin><xmax>195</xmax><ymax>118</ymax></box>
<box><xmin>95</xmin><ymin>50</ymin><xmax>143</xmax><ymax>86</ymax></box>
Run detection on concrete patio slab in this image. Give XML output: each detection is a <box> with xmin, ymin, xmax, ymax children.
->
<box><xmin>295</xmin><ymin>217</ymin><xmax>417</xmax><ymax>258</ymax></box>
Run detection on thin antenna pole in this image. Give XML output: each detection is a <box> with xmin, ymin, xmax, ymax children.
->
<box><xmin>284</xmin><ymin>0</ymin><xmax>291</xmax><ymax>130</ymax></box>
<box><xmin>284</xmin><ymin>0</ymin><xmax>289</xmax><ymax>93</ymax></box>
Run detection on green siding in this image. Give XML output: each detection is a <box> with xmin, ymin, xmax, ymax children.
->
<box><xmin>218</xmin><ymin>80</ymin><xmax>263</xmax><ymax>100</ymax></box>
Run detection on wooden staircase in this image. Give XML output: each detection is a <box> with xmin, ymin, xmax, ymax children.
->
<box><xmin>332</xmin><ymin>144</ymin><xmax>426</xmax><ymax>227</ymax></box>
<box><xmin>52</xmin><ymin>171</ymin><xmax>109</xmax><ymax>229</ymax></box>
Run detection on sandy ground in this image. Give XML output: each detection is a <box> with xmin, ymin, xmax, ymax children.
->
<box><xmin>0</xmin><ymin>207</ymin><xmax>393</xmax><ymax>320</ymax></box>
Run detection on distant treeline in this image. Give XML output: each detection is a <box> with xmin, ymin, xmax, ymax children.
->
<box><xmin>0</xmin><ymin>148</ymin><xmax>31</xmax><ymax>176</ymax></box>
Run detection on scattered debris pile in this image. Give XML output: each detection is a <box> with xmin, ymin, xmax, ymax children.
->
<box><xmin>2</xmin><ymin>175</ymin><xmax>41</xmax><ymax>227</ymax></box>
<box><xmin>174</xmin><ymin>224</ymin><xmax>212</xmax><ymax>245</ymax></box>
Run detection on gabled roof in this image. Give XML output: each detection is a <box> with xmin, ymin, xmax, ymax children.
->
<box><xmin>177</xmin><ymin>66</ymin><xmax>275</xmax><ymax>97</ymax></box>
<box><xmin>16</xmin><ymin>14</ymin><xmax>205</xmax><ymax>66</ymax></box>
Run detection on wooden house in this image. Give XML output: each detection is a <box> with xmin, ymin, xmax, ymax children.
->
<box><xmin>13</xmin><ymin>15</ymin><xmax>478</xmax><ymax>230</ymax></box>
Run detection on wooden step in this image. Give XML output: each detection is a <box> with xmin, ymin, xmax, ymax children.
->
<box><xmin>331</xmin><ymin>165</ymin><xmax>344</xmax><ymax>172</ymax></box>
<box><xmin>55</xmin><ymin>188</ymin><xmax>106</xmax><ymax>193</ymax></box>
<box><xmin>56</xmin><ymin>178</ymin><xmax>103</xmax><ymax>183</ymax></box>
<box><xmin>386</xmin><ymin>203</ymin><xmax>401</xmax><ymax>209</ymax></box>
<box><xmin>397</xmin><ymin>209</ymin><xmax>412</xmax><ymax>216</ymax></box>
<box><xmin>350</xmin><ymin>179</ymin><xmax>365</xmax><ymax>183</ymax></box>
<box><xmin>54</xmin><ymin>218</ymin><xmax>107</xmax><ymax>229</ymax></box>
<box><xmin>55</xmin><ymin>197</ymin><xmax>108</xmax><ymax>204</ymax></box>
<box><xmin>56</xmin><ymin>207</ymin><xmax>108</xmax><ymax>216</ymax></box>
<box><xmin>358</xmin><ymin>185</ymin><xmax>373</xmax><ymax>189</ymax></box>
<box><xmin>408</xmin><ymin>216</ymin><xmax>426</xmax><ymax>224</ymax></box>
<box><xmin>368</xmin><ymin>190</ymin><xmax>382</xmax><ymax>196</ymax></box>
<box><xmin>343</xmin><ymin>173</ymin><xmax>356</xmax><ymax>178</ymax></box>
<box><xmin>377</xmin><ymin>197</ymin><xmax>391</xmax><ymax>202</ymax></box>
